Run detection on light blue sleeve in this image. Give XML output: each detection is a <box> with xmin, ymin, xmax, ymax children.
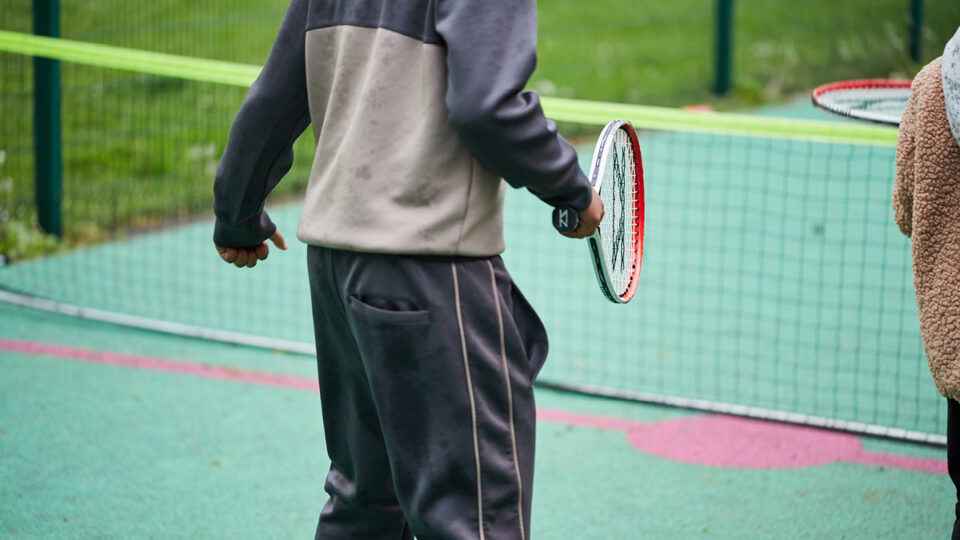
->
<box><xmin>943</xmin><ymin>26</ymin><xmax>960</xmax><ymax>147</ymax></box>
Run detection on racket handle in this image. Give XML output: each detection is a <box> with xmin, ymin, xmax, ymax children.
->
<box><xmin>552</xmin><ymin>206</ymin><xmax>579</xmax><ymax>233</ymax></box>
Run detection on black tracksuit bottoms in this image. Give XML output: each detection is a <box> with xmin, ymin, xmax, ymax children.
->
<box><xmin>306</xmin><ymin>245</ymin><xmax>549</xmax><ymax>540</ymax></box>
<box><xmin>949</xmin><ymin>398</ymin><xmax>960</xmax><ymax>540</ymax></box>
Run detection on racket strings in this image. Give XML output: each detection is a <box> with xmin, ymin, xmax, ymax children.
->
<box><xmin>812</xmin><ymin>81</ymin><xmax>912</xmax><ymax>126</ymax></box>
<box><xmin>819</xmin><ymin>88</ymin><xmax>910</xmax><ymax>114</ymax></box>
<box><xmin>600</xmin><ymin>128</ymin><xmax>638</xmax><ymax>298</ymax></box>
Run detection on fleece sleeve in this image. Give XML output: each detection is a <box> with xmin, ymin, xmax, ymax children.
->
<box><xmin>213</xmin><ymin>0</ymin><xmax>311</xmax><ymax>247</ymax></box>
<box><xmin>893</xmin><ymin>74</ymin><xmax>921</xmax><ymax>238</ymax></box>
<box><xmin>435</xmin><ymin>0</ymin><xmax>594</xmax><ymax>212</ymax></box>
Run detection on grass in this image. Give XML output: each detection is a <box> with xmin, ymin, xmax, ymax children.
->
<box><xmin>536</xmin><ymin>0</ymin><xmax>960</xmax><ymax>107</ymax></box>
<box><xmin>1</xmin><ymin>0</ymin><xmax>959</xmax><ymax>256</ymax></box>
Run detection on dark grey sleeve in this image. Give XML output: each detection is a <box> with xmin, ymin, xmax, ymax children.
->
<box><xmin>435</xmin><ymin>0</ymin><xmax>594</xmax><ymax>212</ymax></box>
<box><xmin>213</xmin><ymin>0</ymin><xmax>311</xmax><ymax>247</ymax></box>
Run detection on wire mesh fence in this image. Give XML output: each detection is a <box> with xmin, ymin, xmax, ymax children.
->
<box><xmin>2</xmin><ymin>0</ymin><xmax>958</xmax><ymax>442</ymax></box>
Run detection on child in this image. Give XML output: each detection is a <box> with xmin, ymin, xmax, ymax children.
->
<box><xmin>212</xmin><ymin>1</ymin><xmax>604</xmax><ymax>538</ymax></box>
<box><xmin>894</xmin><ymin>26</ymin><xmax>960</xmax><ymax>539</ymax></box>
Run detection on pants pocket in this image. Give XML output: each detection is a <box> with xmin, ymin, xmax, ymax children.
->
<box><xmin>348</xmin><ymin>294</ymin><xmax>431</xmax><ymax>326</ymax></box>
<box><xmin>507</xmin><ymin>283</ymin><xmax>549</xmax><ymax>381</ymax></box>
<box><xmin>346</xmin><ymin>293</ymin><xmax>439</xmax><ymax>392</ymax></box>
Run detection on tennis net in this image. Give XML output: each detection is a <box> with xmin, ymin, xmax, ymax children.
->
<box><xmin>0</xmin><ymin>31</ymin><xmax>940</xmax><ymax>444</ymax></box>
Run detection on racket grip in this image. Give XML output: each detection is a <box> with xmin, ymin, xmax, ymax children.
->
<box><xmin>552</xmin><ymin>206</ymin><xmax>579</xmax><ymax>233</ymax></box>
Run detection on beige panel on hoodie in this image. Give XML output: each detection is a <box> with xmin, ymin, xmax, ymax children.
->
<box><xmin>298</xmin><ymin>25</ymin><xmax>506</xmax><ymax>257</ymax></box>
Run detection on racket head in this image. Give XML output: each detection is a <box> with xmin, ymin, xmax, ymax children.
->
<box><xmin>811</xmin><ymin>79</ymin><xmax>912</xmax><ymax>126</ymax></box>
<box><xmin>586</xmin><ymin>120</ymin><xmax>645</xmax><ymax>304</ymax></box>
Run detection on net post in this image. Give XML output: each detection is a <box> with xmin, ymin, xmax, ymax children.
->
<box><xmin>714</xmin><ymin>0</ymin><xmax>734</xmax><ymax>96</ymax></box>
<box><xmin>909</xmin><ymin>0</ymin><xmax>924</xmax><ymax>62</ymax></box>
<box><xmin>32</xmin><ymin>0</ymin><xmax>63</xmax><ymax>238</ymax></box>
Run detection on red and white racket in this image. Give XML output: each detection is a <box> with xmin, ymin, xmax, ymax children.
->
<box><xmin>811</xmin><ymin>79</ymin><xmax>912</xmax><ymax>127</ymax></box>
<box><xmin>552</xmin><ymin>120</ymin><xmax>645</xmax><ymax>304</ymax></box>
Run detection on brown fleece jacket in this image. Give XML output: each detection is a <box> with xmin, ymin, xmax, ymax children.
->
<box><xmin>894</xmin><ymin>56</ymin><xmax>960</xmax><ymax>401</ymax></box>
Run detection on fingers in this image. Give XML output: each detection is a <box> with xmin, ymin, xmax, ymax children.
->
<box><xmin>217</xmin><ymin>246</ymin><xmax>239</xmax><ymax>263</ymax></box>
<box><xmin>215</xmin><ymin>246</ymin><xmax>266</xmax><ymax>268</ymax></box>
<box><xmin>237</xmin><ymin>248</ymin><xmax>259</xmax><ymax>268</ymax></box>
<box><xmin>255</xmin><ymin>242</ymin><xmax>269</xmax><ymax>261</ymax></box>
<box><xmin>216</xmin><ymin>230</ymin><xmax>287</xmax><ymax>269</ymax></box>
<box><xmin>561</xmin><ymin>192</ymin><xmax>605</xmax><ymax>239</ymax></box>
<box><xmin>233</xmin><ymin>249</ymin><xmax>250</xmax><ymax>268</ymax></box>
<box><xmin>270</xmin><ymin>230</ymin><xmax>288</xmax><ymax>250</ymax></box>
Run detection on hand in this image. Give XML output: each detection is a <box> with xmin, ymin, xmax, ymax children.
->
<box><xmin>561</xmin><ymin>191</ymin><xmax>604</xmax><ymax>239</ymax></box>
<box><xmin>216</xmin><ymin>230</ymin><xmax>288</xmax><ymax>268</ymax></box>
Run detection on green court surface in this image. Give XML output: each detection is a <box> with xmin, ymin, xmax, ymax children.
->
<box><xmin>0</xmin><ymin>104</ymin><xmax>939</xmax><ymax>437</ymax></box>
<box><xmin>0</xmin><ymin>298</ymin><xmax>954</xmax><ymax>539</ymax></box>
<box><xmin>1</xmin><ymin>100</ymin><xmax>954</xmax><ymax>538</ymax></box>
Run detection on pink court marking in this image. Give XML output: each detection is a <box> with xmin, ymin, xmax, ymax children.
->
<box><xmin>537</xmin><ymin>409</ymin><xmax>947</xmax><ymax>474</ymax></box>
<box><xmin>0</xmin><ymin>338</ymin><xmax>318</xmax><ymax>392</ymax></box>
<box><xmin>0</xmin><ymin>338</ymin><xmax>947</xmax><ymax>474</ymax></box>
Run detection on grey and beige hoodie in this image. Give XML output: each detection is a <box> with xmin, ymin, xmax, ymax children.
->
<box><xmin>213</xmin><ymin>0</ymin><xmax>594</xmax><ymax>256</ymax></box>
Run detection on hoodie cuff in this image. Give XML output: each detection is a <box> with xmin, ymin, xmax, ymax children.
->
<box><xmin>540</xmin><ymin>171</ymin><xmax>595</xmax><ymax>212</ymax></box>
<box><xmin>213</xmin><ymin>211</ymin><xmax>277</xmax><ymax>248</ymax></box>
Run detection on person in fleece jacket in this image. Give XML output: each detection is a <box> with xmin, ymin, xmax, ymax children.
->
<box><xmin>894</xmin><ymin>26</ymin><xmax>960</xmax><ymax>540</ymax></box>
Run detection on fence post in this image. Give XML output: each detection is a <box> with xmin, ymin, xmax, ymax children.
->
<box><xmin>714</xmin><ymin>0</ymin><xmax>734</xmax><ymax>95</ymax></box>
<box><xmin>33</xmin><ymin>0</ymin><xmax>63</xmax><ymax>237</ymax></box>
<box><xmin>909</xmin><ymin>0</ymin><xmax>924</xmax><ymax>62</ymax></box>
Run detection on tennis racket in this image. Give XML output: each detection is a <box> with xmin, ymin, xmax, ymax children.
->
<box><xmin>811</xmin><ymin>79</ymin><xmax>912</xmax><ymax>126</ymax></box>
<box><xmin>552</xmin><ymin>119</ymin><xmax>645</xmax><ymax>304</ymax></box>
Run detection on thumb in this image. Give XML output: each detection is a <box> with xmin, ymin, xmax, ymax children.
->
<box><xmin>270</xmin><ymin>230</ymin><xmax>288</xmax><ymax>250</ymax></box>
